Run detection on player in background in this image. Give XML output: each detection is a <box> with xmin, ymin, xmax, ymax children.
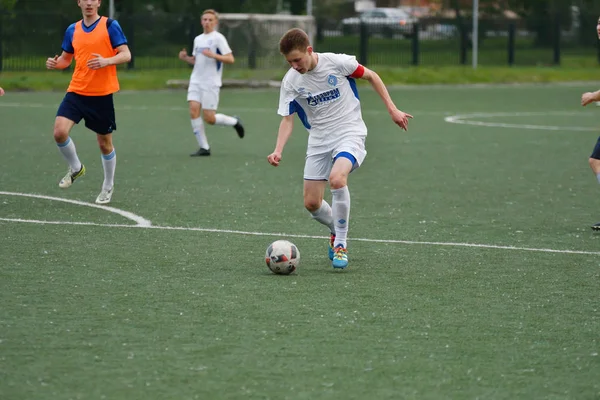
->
<box><xmin>267</xmin><ymin>28</ymin><xmax>412</xmax><ymax>269</ymax></box>
<box><xmin>46</xmin><ymin>0</ymin><xmax>130</xmax><ymax>204</ymax></box>
<box><xmin>179</xmin><ymin>9</ymin><xmax>244</xmax><ymax>157</ymax></box>
<box><xmin>581</xmin><ymin>15</ymin><xmax>600</xmax><ymax>229</ymax></box>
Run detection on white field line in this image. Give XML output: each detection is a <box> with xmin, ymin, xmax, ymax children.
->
<box><xmin>1</xmin><ymin>217</ymin><xmax>599</xmax><ymax>256</ymax></box>
<box><xmin>0</xmin><ymin>191</ymin><xmax>152</xmax><ymax>227</ymax></box>
<box><xmin>445</xmin><ymin>111</ymin><xmax>598</xmax><ymax>132</ymax></box>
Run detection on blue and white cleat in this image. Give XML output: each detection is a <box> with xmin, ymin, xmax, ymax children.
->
<box><xmin>332</xmin><ymin>245</ymin><xmax>348</xmax><ymax>269</ymax></box>
<box><xmin>328</xmin><ymin>234</ymin><xmax>336</xmax><ymax>261</ymax></box>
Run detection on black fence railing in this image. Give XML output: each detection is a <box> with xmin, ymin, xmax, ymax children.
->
<box><xmin>1</xmin><ymin>10</ymin><xmax>599</xmax><ymax>71</ymax></box>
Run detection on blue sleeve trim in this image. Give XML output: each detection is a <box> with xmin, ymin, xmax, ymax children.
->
<box><xmin>216</xmin><ymin>48</ymin><xmax>222</xmax><ymax>71</ymax></box>
<box><xmin>347</xmin><ymin>77</ymin><xmax>359</xmax><ymax>100</ymax></box>
<box><xmin>290</xmin><ymin>100</ymin><xmax>311</xmax><ymax>129</ymax></box>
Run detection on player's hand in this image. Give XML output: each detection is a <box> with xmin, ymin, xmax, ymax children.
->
<box><xmin>267</xmin><ymin>151</ymin><xmax>282</xmax><ymax>167</ymax></box>
<box><xmin>87</xmin><ymin>53</ymin><xmax>109</xmax><ymax>70</ymax></box>
<box><xmin>0</xmin><ymin>87</ymin><xmax>4</xmax><ymax>96</ymax></box>
<box><xmin>582</xmin><ymin>92</ymin><xmax>598</xmax><ymax>107</ymax></box>
<box><xmin>390</xmin><ymin>108</ymin><xmax>413</xmax><ymax>131</ymax></box>
<box><xmin>178</xmin><ymin>48</ymin><xmax>188</xmax><ymax>60</ymax></box>
<box><xmin>201</xmin><ymin>49</ymin><xmax>215</xmax><ymax>58</ymax></box>
<box><xmin>46</xmin><ymin>55</ymin><xmax>59</xmax><ymax>70</ymax></box>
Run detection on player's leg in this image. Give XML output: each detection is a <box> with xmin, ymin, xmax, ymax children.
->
<box><xmin>589</xmin><ymin>136</ymin><xmax>600</xmax><ymax>229</ymax></box>
<box><xmin>329</xmin><ymin>155</ymin><xmax>354</xmax><ymax>269</ymax></box>
<box><xmin>304</xmin><ymin>153</ymin><xmax>336</xmax><ymax>260</ymax></box>
<box><xmin>328</xmin><ymin>137</ymin><xmax>367</xmax><ymax>269</ymax></box>
<box><xmin>202</xmin><ymin>88</ymin><xmax>244</xmax><ymax>138</ymax></box>
<box><xmin>188</xmin><ymin>85</ymin><xmax>210</xmax><ymax>156</ymax></box>
<box><xmin>95</xmin><ymin>133</ymin><xmax>115</xmax><ymax>204</ymax></box>
<box><xmin>55</xmin><ymin>93</ymin><xmax>85</xmax><ymax>188</ymax></box>
<box><xmin>82</xmin><ymin>94</ymin><xmax>117</xmax><ymax>204</ymax></box>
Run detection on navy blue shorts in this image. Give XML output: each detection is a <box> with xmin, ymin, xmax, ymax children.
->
<box><xmin>57</xmin><ymin>92</ymin><xmax>116</xmax><ymax>134</ymax></box>
<box><xmin>591</xmin><ymin>136</ymin><xmax>600</xmax><ymax>160</ymax></box>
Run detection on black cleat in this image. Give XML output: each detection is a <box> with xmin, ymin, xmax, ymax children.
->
<box><xmin>190</xmin><ymin>148</ymin><xmax>211</xmax><ymax>157</ymax></box>
<box><xmin>233</xmin><ymin>116</ymin><xmax>245</xmax><ymax>138</ymax></box>
<box><xmin>592</xmin><ymin>222</ymin><xmax>600</xmax><ymax>231</ymax></box>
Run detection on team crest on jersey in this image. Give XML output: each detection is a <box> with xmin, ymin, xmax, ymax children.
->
<box><xmin>327</xmin><ymin>75</ymin><xmax>338</xmax><ymax>87</ymax></box>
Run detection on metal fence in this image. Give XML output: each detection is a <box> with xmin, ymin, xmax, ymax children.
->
<box><xmin>1</xmin><ymin>10</ymin><xmax>599</xmax><ymax>71</ymax></box>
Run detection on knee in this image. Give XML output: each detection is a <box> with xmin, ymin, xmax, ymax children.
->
<box><xmin>329</xmin><ymin>174</ymin><xmax>347</xmax><ymax>190</ymax></box>
<box><xmin>304</xmin><ymin>198</ymin><xmax>321</xmax><ymax>213</ymax></box>
<box><xmin>53</xmin><ymin>126</ymin><xmax>69</xmax><ymax>143</ymax></box>
<box><xmin>203</xmin><ymin>114</ymin><xmax>216</xmax><ymax>125</ymax></box>
<box><xmin>189</xmin><ymin>105</ymin><xmax>201</xmax><ymax>119</ymax></box>
<box><xmin>99</xmin><ymin>143</ymin><xmax>113</xmax><ymax>154</ymax></box>
<box><xmin>97</xmin><ymin>138</ymin><xmax>113</xmax><ymax>154</ymax></box>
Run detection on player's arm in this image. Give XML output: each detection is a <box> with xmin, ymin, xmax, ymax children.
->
<box><xmin>0</xmin><ymin>87</ymin><xmax>4</xmax><ymax>96</ymax></box>
<box><xmin>88</xmin><ymin>44</ymin><xmax>131</xmax><ymax>70</ymax></box>
<box><xmin>358</xmin><ymin>66</ymin><xmax>413</xmax><ymax>131</ymax></box>
<box><xmin>201</xmin><ymin>50</ymin><xmax>234</xmax><ymax>64</ymax></box>
<box><xmin>46</xmin><ymin>51</ymin><xmax>74</xmax><ymax>70</ymax></box>
<box><xmin>582</xmin><ymin>90</ymin><xmax>600</xmax><ymax>106</ymax></box>
<box><xmin>267</xmin><ymin>115</ymin><xmax>295</xmax><ymax>167</ymax></box>
<box><xmin>179</xmin><ymin>49</ymin><xmax>196</xmax><ymax>65</ymax></box>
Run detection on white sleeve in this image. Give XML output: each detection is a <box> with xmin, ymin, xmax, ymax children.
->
<box><xmin>335</xmin><ymin>53</ymin><xmax>360</xmax><ymax>76</ymax></box>
<box><xmin>277</xmin><ymin>77</ymin><xmax>297</xmax><ymax>116</ymax></box>
<box><xmin>217</xmin><ymin>33</ymin><xmax>232</xmax><ymax>55</ymax></box>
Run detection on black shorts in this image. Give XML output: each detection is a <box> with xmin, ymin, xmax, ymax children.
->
<box><xmin>591</xmin><ymin>136</ymin><xmax>600</xmax><ymax>160</ymax></box>
<box><xmin>57</xmin><ymin>92</ymin><xmax>116</xmax><ymax>134</ymax></box>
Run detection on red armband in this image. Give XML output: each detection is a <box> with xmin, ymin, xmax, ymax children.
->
<box><xmin>350</xmin><ymin>64</ymin><xmax>365</xmax><ymax>78</ymax></box>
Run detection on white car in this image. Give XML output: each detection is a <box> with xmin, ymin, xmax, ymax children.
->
<box><xmin>341</xmin><ymin>8</ymin><xmax>417</xmax><ymax>38</ymax></box>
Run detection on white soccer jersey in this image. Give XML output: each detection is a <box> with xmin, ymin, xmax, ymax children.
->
<box><xmin>278</xmin><ymin>52</ymin><xmax>367</xmax><ymax>154</ymax></box>
<box><xmin>190</xmin><ymin>31</ymin><xmax>232</xmax><ymax>88</ymax></box>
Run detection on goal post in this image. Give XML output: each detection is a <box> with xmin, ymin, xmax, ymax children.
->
<box><xmin>218</xmin><ymin>13</ymin><xmax>316</xmax><ymax>70</ymax></box>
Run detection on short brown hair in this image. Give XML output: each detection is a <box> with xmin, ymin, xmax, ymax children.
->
<box><xmin>279</xmin><ymin>28</ymin><xmax>310</xmax><ymax>55</ymax></box>
<box><xmin>202</xmin><ymin>9</ymin><xmax>218</xmax><ymax>19</ymax></box>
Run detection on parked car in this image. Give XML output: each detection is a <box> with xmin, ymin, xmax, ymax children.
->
<box><xmin>340</xmin><ymin>8</ymin><xmax>417</xmax><ymax>38</ymax></box>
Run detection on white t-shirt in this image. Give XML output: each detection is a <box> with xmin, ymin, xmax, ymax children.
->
<box><xmin>278</xmin><ymin>52</ymin><xmax>367</xmax><ymax>153</ymax></box>
<box><xmin>190</xmin><ymin>31</ymin><xmax>232</xmax><ymax>88</ymax></box>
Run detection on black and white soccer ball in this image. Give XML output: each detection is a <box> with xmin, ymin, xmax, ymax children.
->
<box><xmin>265</xmin><ymin>240</ymin><xmax>300</xmax><ymax>275</ymax></box>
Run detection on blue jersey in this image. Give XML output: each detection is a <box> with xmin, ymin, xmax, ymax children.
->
<box><xmin>62</xmin><ymin>17</ymin><xmax>127</xmax><ymax>54</ymax></box>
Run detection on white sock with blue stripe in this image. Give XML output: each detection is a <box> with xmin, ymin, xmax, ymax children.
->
<box><xmin>101</xmin><ymin>149</ymin><xmax>116</xmax><ymax>191</ymax></box>
<box><xmin>331</xmin><ymin>186</ymin><xmax>350</xmax><ymax>248</ymax></box>
<box><xmin>56</xmin><ymin>137</ymin><xmax>82</xmax><ymax>172</ymax></box>
<box><xmin>191</xmin><ymin>117</ymin><xmax>209</xmax><ymax>149</ymax></box>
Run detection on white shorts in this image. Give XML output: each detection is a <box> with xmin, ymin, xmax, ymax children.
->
<box><xmin>187</xmin><ymin>84</ymin><xmax>220</xmax><ymax>110</ymax></box>
<box><xmin>303</xmin><ymin>135</ymin><xmax>367</xmax><ymax>181</ymax></box>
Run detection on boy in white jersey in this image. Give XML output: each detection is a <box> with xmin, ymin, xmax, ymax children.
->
<box><xmin>267</xmin><ymin>28</ymin><xmax>412</xmax><ymax>269</ymax></box>
<box><xmin>178</xmin><ymin>9</ymin><xmax>244</xmax><ymax>157</ymax></box>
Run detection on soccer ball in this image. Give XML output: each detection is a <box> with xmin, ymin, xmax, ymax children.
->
<box><xmin>265</xmin><ymin>240</ymin><xmax>300</xmax><ymax>275</ymax></box>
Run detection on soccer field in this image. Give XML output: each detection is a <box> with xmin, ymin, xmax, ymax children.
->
<box><xmin>1</xmin><ymin>84</ymin><xmax>599</xmax><ymax>399</ymax></box>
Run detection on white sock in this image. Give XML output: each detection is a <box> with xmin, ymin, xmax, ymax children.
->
<box><xmin>101</xmin><ymin>149</ymin><xmax>116</xmax><ymax>191</ymax></box>
<box><xmin>596</xmin><ymin>173</ymin><xmax>600</xmax><ymax>184</ymax></box>
<box><xmin>309</xmin><ymin>200</ymin><xmax>335</xmax><ymax>234</ymax></box>
<box><xmin>191</xmin><ymin>117</ymin><xmax>209</xmax><ymax>149</ymax></box>
<box><xmin>331</xmin><ymin>186</ymin><xmax>350</xmax><ymax>248</ymax></box>
<box><xmin>215</xmin><ymin>113</ymin><xmax>238</xmax><ymax>127</ymax></box>
<box><xmin>56</xmin><ymin>137</ymin><xmax>82</xmax><ymax>172</ymax></box>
